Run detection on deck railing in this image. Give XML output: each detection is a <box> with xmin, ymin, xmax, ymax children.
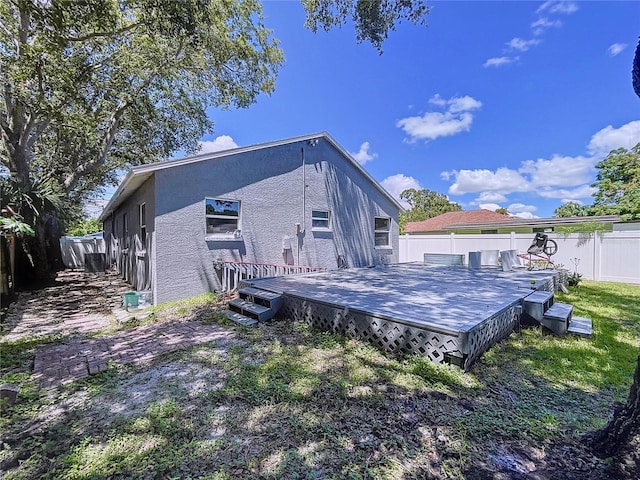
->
<box><xmin>216</xmin><ymin>261</ymin><xmax>325</xmax><ymax>293</ymax></box>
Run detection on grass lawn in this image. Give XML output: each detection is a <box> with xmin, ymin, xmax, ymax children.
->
<box><xmin>1</xmin><ymin>281</ymin><xmax>639</xmax><ymax>479</ymax></box>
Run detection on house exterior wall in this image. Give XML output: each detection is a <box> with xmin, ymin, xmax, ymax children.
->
<box><xmin>104</xmin><ymin>176</ymin><xmax>155</xmax><ymax>292</ymax></box>
<box><xmin>152</xmin><ymin>138</ymin><xmax>399</xmax><ymax>304</ymax></box>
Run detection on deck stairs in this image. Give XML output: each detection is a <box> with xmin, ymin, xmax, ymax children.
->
<box><xmin>223</xmin><ymin>287</ymin><xmax>283</xmax><ymax>326</ymax></box>
<box><xmin>523</xmin><ymin>290</ymin><xmax>592</xmax><ymax>337</ymax></box>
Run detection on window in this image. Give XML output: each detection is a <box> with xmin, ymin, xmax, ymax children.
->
<box><xmin>139</xmin><ymin>203</ymin><xmax>146</xmax><ymax>244</ymax></box>
<box><xmin>481</xmin><ymin>229</ymin><xmax>498</xmax><ymax>234</ymax></box>
<box><xmin>533</xmin><ymin>227</ymin><xmax>554</xmax><ymax>233</ymax></box>
<box><xmin>205</xmin><ymin>197</ymin><xmax>241</xmax><ymax>238</ymax></box>
<box><xmin>311</xmin><ymin>210</ymin><xmax>330</xmax><ymax>230</ymax></box>
<box><xmin>374</xmin><ymin>216</ymin><xmax>390</xmax><ymax>247</ymax></box>
<box><xmin>122</xmin><ymin>213</ymin><xmax>129</xmax><ymax>248</ymax></box>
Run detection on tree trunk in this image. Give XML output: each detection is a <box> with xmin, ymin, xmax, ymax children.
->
<box><xmin>588</xmin><ymin>350</ymin><xmax>640</xmax><ymax>478</ymax></box>
<box><xmin>14</xmin><ymin>215</ymin><xmax>55</xmax><ymax>287</ymax></box>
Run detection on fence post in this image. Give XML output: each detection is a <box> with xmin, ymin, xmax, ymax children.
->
<box><xmin>594</xmin><ymin>231</ymin><xmax>602</xmax><ymax>281</ymax></box>
<box><xmin>450</xmin><ymin>232</ymin><xmax>456</xmax><ymax>253</ymax></box>
<box><xmin>510</xmin><ymin>231</ymin><xmax>516</xmax><ymax>250</ymax></box>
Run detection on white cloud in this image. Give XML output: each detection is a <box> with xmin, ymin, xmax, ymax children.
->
<box><xmin>448</xmin><ymin>168</ymin><xmax>530</xmax><ymax>195</ymax></box>
<box><xmin>448</xmin><ymin>96</ymin><xmax>483</xmax><ymax>112</ymax></box>
<box><xmin>508</xmin><ymin>203</ymin><xmax>538</xmax><ymax>214</ymax></box>
<box><xmin>380</xmin><ymin>174</ymin><xmax>422</xmax><ymax>208</ymax></box>
<box><xmin>483</xmin><ymin>56</ymin><xmax>519</xmax><ymax>68</ymax></box>
<box><xmin>536</xmin><ymin>185</ymin><xmax>598</xmax><ymax>200</ymax></box>
<box><xmin>507</xmin><ymin>37</ymin><xmax>541</xmax><ymax>52</ymax></box>
<box><xmin>198</xmin><ymin>135</ymin><xmax>238</xmax><ymax>153</ymax></box>
<box><xmin>531</xmin><ymin>17</ymin><xmax>562</xmax><ymax>35</ymax></box>
<box><xmin>444</xmin><ymin>120</ymin><xmax>640</xmax><ymax>203</ymax></box>
<box><xmin>479</xmin><ymin>203</ymin><xmax>503</xmax><ymax>212</ymax></box>
<box><xmin>396</xmin><ymin>95</ymin><xmax>482</xmax><ymax>142</ymax></box>
<box><xmin>428</xmin><ymin>94</ymin><xmax>448</xmax><ymax>107</ymax></box>
<box><xmin>536</xmin><ymin>1</ymin><xmax>578</xmax><ymax>15</ymax></box>
<box><xmin>607</xmin><ymin>43</ymin><xmax>628</xmax><ymax>57</ymax></box>
<box><xmin>475</xmin><ymin>191</ymin><xmax>507</xmax><ymax>203</ymax></box>
<box><xmin>519</xmin><ymin>154</ymin><xmax>594</xmax><ymax>188</ymax></box>
<box><xmin>350</xmin><ymin>141</ymin><xmax>378</xmax><ymax>165</ymax></box>
<box><xmin>512</xmin><ymin>212</ymin><xmax>537</xmax><ymax>219</ymax></box>
<box><xmin>587</xmin><ymin>120</ymin><xmax>640</xmax><ymax>157</ymax></box>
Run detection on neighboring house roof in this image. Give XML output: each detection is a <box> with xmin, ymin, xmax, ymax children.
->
<box><xmin>98</xmin><ymin>132</ymin><xmax>403</xmax><ymax>221</ymax></box>
<box><xmin>447</xmin><ymin>214</ymin><xmax>621</xmax><ymax>230</ymax></box>
<box><xmin>404</xmin><ymin>210</ymin><xmax>509</xmax><ymax>233</ymax></box>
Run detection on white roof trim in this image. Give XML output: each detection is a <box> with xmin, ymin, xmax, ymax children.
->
<box><xmin>99</xmin><ymin>132</ymin><xmax>403</xmax><ymax>221</ymax></box>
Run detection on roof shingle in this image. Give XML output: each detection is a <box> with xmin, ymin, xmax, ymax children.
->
<box><xmin>404</xmin><ymin>210</ymin><xmax>510</xmax><ymax>233</ymax></box>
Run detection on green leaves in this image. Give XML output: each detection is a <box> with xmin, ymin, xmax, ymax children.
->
<box><xmin>553</xmin><ymin>143</ymin><xmax>640</xmax><ymax>221</ymax></box>
<box><xmin>399</xmin><ymin>188</ymin><xmax>462</xmax><ymax>231</ymax></box>
<box><xmin>590</xmin><ymin>144</ymin><xmax>640</xmax><ymax>221</ymax></box>
<box><xmin>302</xmin><ymin>0</ymin><xmax>431</xmax><ymax>52</ymax></box>
<box><xmin>1</xmin><ymin>0</ymin><xmax>284</xmax><ymax>199</ymax></box>
<box><xmin>0</xmin><ymin>216</ymin><xmax>35</xmax><ymax>236</ymax></box>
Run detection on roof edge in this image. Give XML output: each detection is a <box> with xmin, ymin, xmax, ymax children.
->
<box><xmin>99</xmin><ymin>131</ymin><xmax>403</xmax><ymax>220</ymax></box>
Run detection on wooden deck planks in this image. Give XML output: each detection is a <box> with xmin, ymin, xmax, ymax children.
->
<box><xmin>248</xmin><ymin>263</ymin><xmax>557</xmax><ymax>334</ymax></box>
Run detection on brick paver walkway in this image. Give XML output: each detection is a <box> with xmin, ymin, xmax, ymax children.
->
<box><xmin>33</xmin><ymin>321</ymin><xmax>235</xmax><ymax>388</ymax></box>
<box><xmin>2</xmin><ymin>270</ymin><xmax>237</xmax><ymax>389</ymax></box>
<box><xmin>1</xmin><ymin>270</ymin><xmax>129</xmax><ymax>342</ymax></box>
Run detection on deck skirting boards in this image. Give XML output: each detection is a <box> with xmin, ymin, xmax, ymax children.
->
<box><xmin>278</xmin><ymin>294</ymin><xmax>521</xmax><ymax>370</ymax></box>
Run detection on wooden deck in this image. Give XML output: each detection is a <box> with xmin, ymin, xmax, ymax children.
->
<box><xmin>244</xmin><ymin>263</ymin><xmax>561</xmax><ymax>369</ymax></box>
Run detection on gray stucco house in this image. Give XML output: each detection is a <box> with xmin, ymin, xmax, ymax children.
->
<box><xmin>99</xmin><ymin>132</ymin><xmax>402</xmax><ymax>305</ymax></box>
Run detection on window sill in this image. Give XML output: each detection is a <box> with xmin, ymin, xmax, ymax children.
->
<box><xmin>311</xmin><ymin>228</ymin><xmax>332</xmax><ymax>233</ymax></box>
<box><xmin>374</xmin><ymin>246</ymin><xmax>392</xmax><ymax>250</ymax></box>
<box><xmin>205</xmin><ymin>235</ymin><xmax>244</xmax><ymax>242</ymax></box>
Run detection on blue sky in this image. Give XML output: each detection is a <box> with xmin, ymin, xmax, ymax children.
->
<box><xmin>103</xmin><ymin>0</ymin><xmax>640</xmax><ymax>219</ymax></box>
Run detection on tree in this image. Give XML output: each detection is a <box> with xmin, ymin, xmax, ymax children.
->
<box><xmin>633</xmin><ymin>36</ymin><xmax>640</xmax><ymax>98</ymax></box>
<box><xmin>589</xmin><ymin>144</ymin><xmax>640</xmax><ymax>221</ymax></box>
<box><xmin>585</xmin><ymin>36</ymin><xmax>640</xmax><ymax>479</ymax></box>
<box><xmin>399</xmin><ymin>188</ymin><xmax>461</xmax><ymax>230</ymax></box>
<box><xmin>302</xmin><ymin>0</ymin><xmax>430</xmax><ymax>52</ymax></box>
<box><xmin>553</xmin><ymin>201</ymin><xmax>590</xmax><ymax>218</ymax></box>
<box><xmin>588</xmin><ymin>352</ymin><xmax>640</xmax><ymax>478</ymax></box>
<box><xmin>66</xmin><ymin>218</ymin><xmax>102</xmax><ymax>237</ymax></box>
<box><xmin>495</xmin><ymin>207</ymin><xmax>509</xmax><ymax>215</ymax></box>
<box><xmin>0</xmin><ymin>177</ymin><xmax>64</xmax><ymax>281</ymax></box>
<box><xmin>1</xmin><ymin>0</ymin><xmax>284</xmax><ymax>279</ymax></box>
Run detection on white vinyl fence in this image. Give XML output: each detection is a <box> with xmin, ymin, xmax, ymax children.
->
<box><xmin>59</xmin><ymin>235</ymin><xmax>106</xmax><ymax>269</ymax></box>
<box><xmin>399</xmin><ymin>231</ymin><xmax>640</xmax><ymax>284</ymax></box>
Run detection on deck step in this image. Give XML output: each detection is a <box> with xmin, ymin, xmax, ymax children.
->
<box><xmin>541</xmin><ymin>302</ymin><xmax>573</xmax><ymax>335</ymax></box>
<box><xmin>238</xmin><ymin>287</ymin><xmax>282</xmax><ymax>301</ymax></box>
<box><xmin>523</xmin><ymin>290</ymin><xmax>555</xmax><ymax>321</ymax></box>
<box><xmin>568</xmin><ymin>316</ymin><xmax>593</xmax><ymax>337</ymax></box>
<box><xmin>238</xmin><ymin>287</ymin><xmax>283</xmax><ymax>310</ymax></box>
<box><xmin>228</xmin><ymin>298</ymin><xmax>274</xmax><ymax>322</ymax></box>
<box><xmin>222</xmin><ymin>309</ymin><xmax>258</xmax><ymax>326</ymax></box>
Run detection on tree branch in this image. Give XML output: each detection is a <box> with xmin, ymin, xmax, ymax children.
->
<box><xmin>63</xmin><ymin>40</ymin><xmax>186</xmax><ymax>193</ymax></box>
<box><xmin>64</xmin><ymin>22</ymin><xmax>142</xmax><ymax>43</ymax></box>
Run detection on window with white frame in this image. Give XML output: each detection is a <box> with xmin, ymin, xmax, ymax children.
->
<box><xmin>311</xmin><ymin>210</ymin><xmax>330</xmax><ymax>230</ymax></box>
<box><xmin>374</xmin><ymin>216</ymin><xmax>390</xmax><ymax>247</ymax></box>
<box><xmin>139</xmin><ymin>203</ymin><xmax>146</xmax><ymax>244</ymax></box>
<box><xmin>205</xmin><ymin>197</ymin><xmax>241</xmax><ymax>238</ymax></box>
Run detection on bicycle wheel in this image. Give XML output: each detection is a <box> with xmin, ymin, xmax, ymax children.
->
<box><xmin>544</xmin><ymin>239</ymin><xmax>558</xmax><ymax>256</ymax></box>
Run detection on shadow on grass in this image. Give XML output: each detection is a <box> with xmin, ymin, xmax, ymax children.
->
<box><xmin>2</xmin><ymin>281</ymin><xmax>638</xmax><ymax>479</ymax></box>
